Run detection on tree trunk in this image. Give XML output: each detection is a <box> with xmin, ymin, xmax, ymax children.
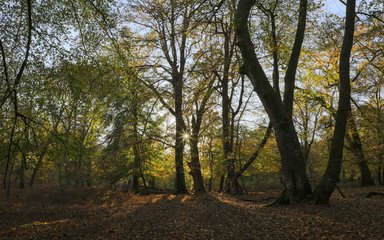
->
<box><xmin>225</xmin><ymin>165</ymin><xmax>243</xmax><ymax>195</ymax></box>
<box><xmin>188</xmin><ymin>133</ymin><xmax>205</xmax><ymax>193</ymax></box>
<box><xmin>187</xmin><ymin>75</ymin><xmax>215</xmax><ymax>193</ymax></box>
<box><xmin>355</xmin><ymin>156</ymin><xmax>372</xmax><ymax>186</ymax></box>
<box><xmin>222</xmin><ymin>88</ymin><xmax>242</xmax><ymax>195</ymax></box>
<box><xmin>315</xmin><ymin>94</ymin><xmax>373</xmax><ymax>186</ymax></box>
<box><xmin>345</xmin><ymin>117</ymin><xmax>374</xmax><ymax>186</ymax></box>
<box><xmin>174</xmin><ymin>76</ymin><xmax>188</xmax><ymax>194</ymax></box>
<box><xmin>218</xmin><ymin>174</ymin><xmax>225</xmax><ymax>192</ymax></box>
<box><xmin>270</xmin><ymin>13</ymin><xmax>280</xmax><ymax>97</ymax></box>
<box><xmin>313</xmin><ymin>0</ymin><xmax>355</xmax><ymax>205</ymax></box>
<box><xmin>283</xmin><ymin>0</ymin><xmax>308</xmax><ymax>117</ymax></box>
<box><xmin>235</xmin><ymin>0</ymin><xmax>311</xmax><ymax>203</ymax></box>
<box><xmin>220</xmin><ymin>27</ymin><xmax>242</xmax><ymax>195</ymax></box>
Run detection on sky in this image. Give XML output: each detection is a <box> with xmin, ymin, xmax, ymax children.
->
<box><xmin>324</xmin><ymin>0</ymin><xmax>368</xmax><ymax>16</ymax></box>
<box><xmin>324</xmin><ymin>0</ymin><xmax>346</xmax><ymax>15</ymax></box>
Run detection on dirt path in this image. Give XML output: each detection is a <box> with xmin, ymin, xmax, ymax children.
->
<box><xmin>1</xmin><ymin>186</ymin><xmax>384</xmax><ymax>239</ymax></box>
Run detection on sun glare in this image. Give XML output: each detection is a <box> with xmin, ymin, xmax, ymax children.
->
<box><xmin>182</xmin><ymin>132</ymin><xmax>190</xmax><ymax>140</ymax></box>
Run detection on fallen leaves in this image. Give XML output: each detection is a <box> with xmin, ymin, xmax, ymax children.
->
<box><xmin>0</xmin><ymin>185</ymin><xmax>384</xmax><ymax>239</ymax></box>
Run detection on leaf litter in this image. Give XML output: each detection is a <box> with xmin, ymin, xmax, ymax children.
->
<box><xmin>1</xmin><ymin>185</ymin><xmax>383</xmax><ymax>239</ymax></box>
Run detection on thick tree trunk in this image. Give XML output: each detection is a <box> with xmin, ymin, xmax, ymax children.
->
<box><xmin>313</xmin><ymin>0</ymin><xmax>355</xmax><ymax>205</ymax></box>
<box><xmin>174</xmin><ymin>77</ymin><xmax>188</xmax><ymax>194</ymax></box>
<box><xmin>187</xmin><ymin>76</ymin><xmax>214</xmax><ymax>193</ymax></box>
<box><xmin>345</xmin><ymin>118</ymin><xmax>374</xmax><ymax>186</ymax></box>
<box><xmin>188</xmin><ymin>112</ymin><xmax>206</xmax><ymax>193</ymax></box>
<box><xmin>188</xmin><ymin>133</ymin><xmax>205</xmax><ymax>193</ymax></box>
<box><xmin>235</xmin><ymin>0</ymin><xmax>311</xmax><ymax>203</ymax></box>
<box><xmin>273</xmin><ymin>121</ymin><xmax>312</xmax><ymax>203</ymax></box>
<box><xmin>358</xmin><ymin>162</ymin><xmax>374</xmax><ymax>186</ymax></box>
<box><xmin>225</xmin><ymin>165</ymin><xmax>243</xmax><ymax>195</ymax></box>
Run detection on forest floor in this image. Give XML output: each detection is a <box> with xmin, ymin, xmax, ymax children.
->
<box><xmin>1</xmin><ymin>185</ymin><xmax>384</xmax><ymax>239</ymax></box>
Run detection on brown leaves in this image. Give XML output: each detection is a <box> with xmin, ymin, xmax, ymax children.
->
<box><xmin>1</xmin><ymin>186</ymin><xmax>384</xmax><ymax>239</ymax></box>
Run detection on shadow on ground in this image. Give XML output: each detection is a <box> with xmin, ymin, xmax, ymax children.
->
<box><xmin>1</xmin><ymin>185</ymin><xmax>384</xmax><ymax>239</ymax></box>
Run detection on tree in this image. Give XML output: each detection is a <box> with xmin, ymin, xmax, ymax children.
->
<box><xmin>312</xmin><ymin>0</ymin><xmax>356</xmax><ymax>204</ymax></box>
<box><xmin>235</xmin><ymin>0</ymin><xmax>311</xmax><ymax>203</ymax></box>
<box><xmin>130</xmin><ymin>0</ymin><xmax>219</xmax><ymax>194</ymax></box>
<box><xmin>187</xmin><ymin>71</ymin><xmax>216</xmax><ymax>193</ymax></box>
<box><xmin>1</xmin><ymin>0</ymin><xmax>32</xmax><ymax>196</ymax></box>
<box><xmin>293</xmin><ymin>88</ymin><xmax>322</xmax><ymax>179</ymax></box>
<box><xmin>301</xmin><ymin>10</ymin><xmax>376</xmax><ymax>186</ymax></box>
<box><xmin>212</xmin><ymin>1</ymin><xmax>244</xmax><ymax>195</ymax></box>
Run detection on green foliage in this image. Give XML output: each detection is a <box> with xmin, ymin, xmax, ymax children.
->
<box><xmin>1</xmin><ymin>0</ymin><xmax>383</xmax><ymax>193</ymax></box>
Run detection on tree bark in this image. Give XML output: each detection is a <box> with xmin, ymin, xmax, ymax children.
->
<box><xmin>174</xmin><ymin>75</ymin><xmax>188</xmax><ymax>194</ymax></box>
<box><xmin>345</xmin><ymin>117</ymin><xmax>374</xmax><ymax>186</ymax></box>
<box><xmin>283</xmin><ymin>0</ymin><xmax>308</xmax><ymax>117</ymax></box>
<box><xmin>313</xmin><ymin>0</ymin><xmax>355</xmax><ymax>205</ymax></box>
<box><xmin>218</xmin><ymin>174</ymin><xmax>225</xmax><ymax>192</ymax></box>
<box><xmin>188</xmin><ymin>132</ymin><xmax>205</xmax><ymax>193</ymax></box>
<box><xmin>270</xmin><ymin>13</ymin><xmax>280</xmax><ymax>97</ymax></box>
<box><xmin>187</xmin><ymin>75</ymin><xmax>215</xmax><ymax>193</ymax></box>
<box><xmin>235</xmin><ymin>0</ymin><xmax>311</xmax><ymax>203</ymax></box>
